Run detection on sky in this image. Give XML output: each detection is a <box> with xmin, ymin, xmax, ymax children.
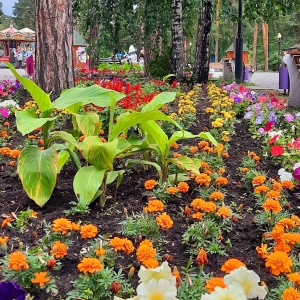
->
<box><xmin>1</xmin><ymin>0</ymin><xmax>17</xmax><ymax>16</ymax></box>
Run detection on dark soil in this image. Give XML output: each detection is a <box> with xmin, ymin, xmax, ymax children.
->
<box><xmin>0</xmin><ymin>91</ymin><xmax>297</xmax><ymax>299</ymax></box>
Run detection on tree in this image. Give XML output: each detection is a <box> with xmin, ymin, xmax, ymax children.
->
<box><xmin>171</xmin><ymin>0</ymin><xmax>185</xmax><ymax>81</ymax></box>
<box><xmin>35</xmin><ymin>0</ymin><xmax>74</xmax><ymax>100</ymax></box>
<box><xmin>12</xmin><ymin>0</ymin><xmax>35</xmax><ymax>29</ymax></box>
<box><xmin>193</xmin><ymin>0</ymin><xmax>214</xmax><ymax>84</ymax></box>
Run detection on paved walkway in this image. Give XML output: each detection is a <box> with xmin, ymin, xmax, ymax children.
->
<box><xmin>0</xmin><ymin>68</ymin><xmax>25</xmax><ymax>79</ymax></box>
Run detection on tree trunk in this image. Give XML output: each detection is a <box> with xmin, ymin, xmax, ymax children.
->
<box><xmin>35</xmin><ymin>0</ymin><xmax>74</xmax><ymax>100</ymax></box>
<box><xmin>252</xmin><ymin>21</ymin><xmax>258</xmax><ymax>71</ymax></box>
<box><xmin>193</xmin><ymin>0</ymin><xmax>214</xmax><ymax>84</ymax></box>
<box><xmin>262</xmin><ymin>22</ymin><xmax>268</xmax><ymax>71</ymax></box>
<box><xmin>214</xmin><ymin>0</ymin><xmax>220</xmax><ymax>62</ymax></box>
<box><xmin>171</xmin><ymin>0</ymin><xmax>185</xmax><ymax>81</ymax></box>
<box><xmin>88</xmin><ymin>21</ymin><xmax>100</xmax><ymax>69</ymax></box>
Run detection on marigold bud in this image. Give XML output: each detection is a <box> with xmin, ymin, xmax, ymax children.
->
<box><xmin>128</xmin><ymin>266</ymin><xmax>135</xmax><ymax>279</ymax></box>
<box><xmin>196</xmin><ymin>248</ymin><xmax>208</xmax><ymax>266</ymax></box>
<box><xmin>110</xmin><ymin>281</ymin><xmax>121</xmax><ymax>294</ymax></box>
<box><xmin>46</xmin><ymin>258</ymin><xmax>57</xmax><ymax>270</ymax></box>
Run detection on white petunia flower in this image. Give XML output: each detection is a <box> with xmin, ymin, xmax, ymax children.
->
<box><xmin>138</xmin><ymin>261</ymin><xmax>175</xmax><ymax>285</ymax></box>
<box><xmin>137</xmin><ymin>278</ymin><xmax>178</xmax><ymax>300</ymax></box>
<box><xmin>200</xmin><ymin>284</ymin><xmax>247</xmax><ymax>300</ymax></box>
<box><xmin>278</xmin><ymin>168</ymin><xmax>293</xmax><ymax>181</ymax></box>
<box><xmin>224</xmin><ymin>267</ymin><xmax>267</xmax><ymax>299</ymax></box>
<box><xmin>268</xmin><ymin>130</ymin><xmax>282</xmax><ymax>138</ymax></box>
<box><xmin>293</xmin><ymin>162</ymin><xmax>300</xmax><ymax>170</ymax></box>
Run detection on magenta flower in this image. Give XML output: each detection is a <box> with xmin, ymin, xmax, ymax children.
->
<box><xmin>293</xmin><ymin>167</ymin><xmax>300</xmax><ymax>182</ymax></box>
<box><xmin>0</xmin><ymin>108</ymin><xmax>9</xmax><ymax>118</ymax></box>
<box><xmin>285</xmin><ymin>114</ymin><xmax>295</xmax><ymax>122</ymax></box>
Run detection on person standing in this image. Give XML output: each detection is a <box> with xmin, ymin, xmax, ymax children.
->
<box><xmin>25</xmin><ymin>47</ymin><xmax>34</xmax><ymax>78</ymax></box>
<box><xmin>16</xmin><ymin>51</ymin><xmax>23</xmax><ymax>69</ymax></box>
<box><xmin>9</xmin><ymin>48</ymin><xmax>16</xmax><ymax>67</ymax></box>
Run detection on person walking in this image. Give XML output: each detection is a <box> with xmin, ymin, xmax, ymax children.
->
<box><xmin>25</xmin><ymin>47</ymin><xmax>34</xmax><ymax>78</ymax></box>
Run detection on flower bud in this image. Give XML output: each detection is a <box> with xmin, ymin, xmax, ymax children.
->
<box><xmin>128</xmin><ymin>266</ymin><xmax>135</xmax><ymax>279</ymax></box>
<box><xmin>110</xmin><ymin>281</ymin><xmax>121</xmax><ymax>294</ymax></box>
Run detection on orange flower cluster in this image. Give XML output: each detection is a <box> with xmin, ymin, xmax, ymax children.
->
<box><xmin>282</xmin><ymin>287</ymin><xmax>300</xmax><ymax>300</ymax></box>
<box><xmin>254</xmin><ymin>185</ymin><xmax>270</xmax><ymax>194</ymax></box>
<box><xmin>221</xmin><ymin>258</ymin><xmax>246</xmax><ymax>273</ymax></box>
<box><xmin>248</xmin><ymin>151</ymin><xmax>260</xmax><ymax>161</ymax></box>
<box><xmin>265</xmin><ymin>190</ymin><xmax>281</xmax><ymax>199</ymax></box>
<box><xmin>0</xmin><ymin>147</ymin><xmax>21</xmax><ymax>158</ymax></box>
<box><xmin>80</xmin><ymin>224</ymin><xmax>98</xmax><ymax>239</ymax></box>
<box><xmin>167</xmin><ymin>187</ymin><xmax>178</xmax><ymax>194</ymax></box>
<box><xmin>109</xmin><ymin>237</ymin><xmax>135</xmax><ymax>254</ymax></box>
<box><xmin>216</xmin><ymin>206</ymin><xmax>231</xmax><ymax>218</ymax></box>
<box><xmin>136</xmin><ymin>239</ymin><xmax>158</xmax><ymax>268</ymax></box>
<box><xmin>77</xmin><ymin>257</ymin><xmax>103</xmax><ymax>273</ymax></box>
<box><xmin>281</xmin><ymin>180</ymin><xmax>295</xmax><ymax>190</ymax></box>
<box><xmin>241</xmin><ymin>167</ymin><xmax>250</xmax><ymax>173</ymax></box>
<box><xmin>287</xmin><ymin>272</ymin><xmax>300</xmax><ymax>285</ymax></box>
<box><xmin>144</xmin><ymin>179</ymin><xmax>157</xmax><ymax>190</ymax></box>
<box><xmin>190</xmin><ymin>198</ymin><xmax>217</xmax><ymax>213</ymax></box>
<box><xmin>144</xmin><ymin>199</ymin><xmax>165</xmax><ymax>213</ymax></box>
<box><xmin>265</xmin><ymin>251</ymin><xmax>292</xmax><ymax>275</ymax></box>
<box><xmin>31</xmin><ymin>272</ymin><xmax>50</xmax><ymax>287</ymax></box>
<box><xmin>177</xmin><ymin>182</ymin><xmax>189</xmax><ymax>193</ymax></box>
<box><xmin>50</xmin><ymin>241</ymin><xmax>68</xmax><ymax>258</ymax></box>
<box><xmin>198</xmin><ymin>141</ymin><xmax>209</xmax><ymax>149</ymax></box>
<box><xmin>192</xmin><ymin>212</ymin><xmax>203</xmax><ymax>220</ymax></box>
<box><xmin>263</xmin><ymin>199</ymin><xmax>282</xmax><ymax>213</ymax></box>
<box><xmin>52</xmin><ymin>218</ymin><xmax>72</xmax><ymax>234</ymax></box>
<box><xmin>1</xmin><ymin>130</ymin><xmax>8</xmax><ymax>138</ymax></box>
<box><xmin>215</xmin><ymin>177</ymin><xmax>228</xmax><ymax>186</ymax></box>
<box><xmin>189</xmin><ymin>146</ymin><xmax>198</xmax><ymax>154</ymax></box>
<box><xmin>209</xmin><ymin>191</ymin><xmax>224</xmax><ymax>201</ymax></box>
<box><xmin>256</xmin><ymin>243</ymin><xmax>269</xmax><ymax>259</ymax></box>
<box><xmin>205</xmin><ymin>277</ymin><xmax>226</xmax><ymax>293</ymax></box>
<box><xmin>95</xmin><ymin>247</ymin><xmax>106</xmax><ymax>257</ymax></box>
<box><xmin>195</xmin><ymin>173</ymin><xmax>211</xmax><ymax>187</ymax></box>
<box><xmin>156</xmin><ymin>213</ymin><xmax>173</xmax><ymax>229</ymax></box>
<box><xmin>196</xmin><ymin>248</ymin><xmax>208</xmax><ymax>266</ymax></box>
<box><xmin>170</xmin><ymin>142</ymin><xmax>179</xmax><ymax>149</ymax></box>
<box><xmin>252</xmin><ymin>175</ymin><xmax>266</xmax><ymax>186</ymax></box>
<box><xmin>8</xmin><ymin>251</ymin><xmax>29</xmax><ymax>271</ymax></box>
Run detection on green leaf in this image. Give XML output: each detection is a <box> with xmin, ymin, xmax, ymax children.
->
<box><xmin>5</xmin><ymin>63</ymin><xmax>52</xmax><ymax>112</ymax></box>
<box><xmin>75</xmin><ymin>113</ymin><xmax>101</xmax><ymax>137</ymax></box>
<box><xmin>168</xmin><ymin>130</ymin><xmax>201</xmax><ymax>146</ymax></box>
<box><xmin>163</xmin><ymin>74</ymin><xmax>176</xmax><ymax>82</ymax></box>
<box><xmin>73</xmin><ymin>166</ymin><xmax>106</xmax><ymax>207</ymax></box>
<box><xmin>141</xmin><ymin>92</ymin><xmax>176</xmax><ymax>112</ymax></box>
<box><xmin>126</xmin><ymin>159</ymin><xmax>162</xmax><ymax>177</ymax></box>
<box><xmin>199</xmin><ymin>131</ymin><xmax>218</xmax><ymax>146</ymax></box>
<box><xmin>168</xmin><ymin>156</ymin><xmax>202</xmax><ymax>175</ymax></box>
<box><xmin>17</xmin><ymin>145</ymin><xmax>58</xmax><ymax>207</ymax></box>
<box><xmin>15</xmin><ymin>110</ymin><xmax>57</xmax><ymax>136</ymax></box>
<box><xmin>48</xmin><ymin>131</ymin><xmax>80</xmax><ymax>148</ymax></box>
<box><xmin>106</xmin><ymin>170</ymin><xmax>125</xmax><ymax>185</ymax></box>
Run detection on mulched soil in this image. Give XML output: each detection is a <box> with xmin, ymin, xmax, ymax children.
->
<box><xmin>0</xmin><ymin>89</ymin><xmax>298</xmax><ymax>299</ymax></box>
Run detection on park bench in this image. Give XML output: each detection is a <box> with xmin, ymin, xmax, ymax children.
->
<box><xmin>98</xmin><ymin>57</ymin><xmax>122</xmax><ymax>65</ymax></box>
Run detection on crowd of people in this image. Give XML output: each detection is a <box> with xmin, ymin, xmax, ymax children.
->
<box><xmin>9</xmin><ymin>46</ymin><xmax>34</xmax><ymax>78</ymax></box>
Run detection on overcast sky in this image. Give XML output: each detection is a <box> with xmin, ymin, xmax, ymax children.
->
<box><xmin>1</xmin><ymin>0</ymin><xmax>16</xmax><ymax>16</ymax></box>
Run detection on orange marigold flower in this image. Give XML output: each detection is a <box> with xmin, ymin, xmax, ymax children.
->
<box><xmin>216</xmin><ymin>206</ymin><xmax>231</xmax><ymax>218</ymax></box>
<box><xmin>52</xmin><ymin>218</ymin><xmax>72</xmax><ymax>234</ymax></box>
<box><xmin>274</xmin><ymin>242</ymin><xmax>291</xmax><ymax>253</ymax></box>
<box><xmin>201</xmin><ymin>162</ymin><xmax>211</xmax><ymax>170</ymax></box>
<box><xmin>1</xmin><ymin>217</ymin><xmax>12</xmax><ymax>228</ymax></box>
<box><xmin>9</xmin><ymin>149</ymin><xmax>21</xmax><ymax>159</ymax></box>
<box><xmin>109</xmin><ymin>237</ymin><xmax>125</xmax><ymax>251</ymax></box>
<box><xmin>272</xmin><ymin>180</ymin><xmax>283</xmax><ymax>192</ymax></box>
<box><xmin>79</xmin><ymin>135</ymin><xmax>85</xmax><ymax>142</ymax></box>
<box><xmin>202</xmin><ymin>146</ymin><xmax>213</xmax><ymax>153</ymax></box>
<box><xmin>38</xmin><ymin>139</ymin><xmax>44</xmax><ymax>146</ymax></box>
<box><xmin>201</xmin><ymin>201</ymin><xmax>217</xmax><ymax>213</ymax></box>
<box><xmin>222</xmin><ymin>151</ymin><xmax>229</xmax><ymax>159</ymax></box>
<box><xmin>291</xmin><ymin>215</ymin><xmax>300</xmax><ymax>226</ymax></box>
<box><xmin>276</xmin><ymin>218</ymin><xmax>296</xmax><ymax>230</ymax></box>
<box><xmin>80</xmin><ymin>224</ymin><xmax>98</xmax><ymax>239</ymax></box>
<box><xmin>145</xmin><ymin>199</ymin><xmax>165</xmax><ymax>213</ymax></box>
<box><xmin>173</xmin><ymin>153</ymin><xmax>182</xmax><ymax>158</ymax></box>
<box><xmin>205</xmin><ymin>277</ymin><xmax>227</xmax><ymax>293</ymax></box>
<box><xmin>253</xmin><ymin>155</ymin><xmax>260</xmax><ymax>161</ymax></box>
<box><xmin>31</xmin><ymin>272</ymin><xmax>50</xmax><ymax>287</ymax></box>
<box><xmin>0</xmin><ymin>147</ymin><xmax>11</xmax><ymax>155</ymax></box>
<box><xmin>144</xmin><ymin>179</ymin><xmax>158</xmax><ymax>190</ymax></box>
<box><xmin>143</xmin><ymin>258</ymin><xmax>160</xmax><ymax>269</ymax></box>
<box><xmin>78</xmin><ymin>257</ymin><xmax>103</xmax><ymax>274</ymax></box>
<box><xmin>0</xmin><ymin>236</ymin><xmax>8</xmax><ymax>245</ymax></box>
<box><xmin>287</xmin><ymin>272</ymin><xmax>300</xmax><ymax>285</ymax></box>
<box><xmin>256</xmin><ymin>243</ymin><xmax>269</xmax><ymax>259</ymax></box>
<box><xmin>221</xmin><ymin>258</ymin><xmax>246</xmax><ymax>273</ymax></box>
<box><xmin>171</xmin><ymin>142</ymin><xmax>179</xmax><ymax>149</ymax></box>
<box><xmin>3</xmin><ymin>121</ymin><xmax>9</xmax><ymax>127</ymax></box>
<box><xmin>265</xmin><ymin>190</ymin><xmax>281</xmax><ymax>199</ymax></box>
<box><xmin>71</xmin><ymin>222</ymin><xmax>81</xmax><ymax>231</ymax></box>
<box><xmin>184</xmin><ymin>206</ymin><xmax>191</xmax><ymax>216</ymax></box>
<box><xmin>270</xmin><ymin>225</ymin><xmax>285</xmax><ymax>243</ymax></box>
<box><xmin>1</xmin><ymin>131</ymin><xmax>8</xmax><ymax>138</ymax></box>
<box><xmin>100</xmin><ymin>137</ymin><xmax>107</xmax><ymax>143</ymax></box>
<box><xmin>167</xmin><ymin>186</ymin><xmax>178</xmax><ymax>194</ymax></box>
<box><xmin>190</xmin><ymin>198</ymin><xmax>206</xmax><ymax>211</ymax></box>
<box><xmin>156</xmin><ymin>213</ymin><xmax>173</xmax><ymax>229</ymax></box>
<box><xmin>192</xmin><ymin>212</ymin><xmax>203</xmax><ymax>220</ymax></box>
<box><xmin>254</xmin><ymin>185</ymin><xmax>270</xmax><ymax>194</ymax></box>
<box><xmin>281</xmin><ymin>180</ymin><xmax>295</xmax><ymax>190</ymax></box>
<box><xmin>198</xmin><ymin>141</ymin><xmax>209</xmax><ymax>148</ymax></box>
<box><xmin>252</xmin><ymin>175</ymin><xmax>266</xmax><ymax>186</ymax></box>
<box><xmin>9</xmin><ymin>161</ymin><xmax>16</xmax><ymax>167</ymax></box>
<box><xmin>195</xmin><ymin>173</ymin><xmax>211</xmax><ymax>187</ymax></box>
<box><xmin>95</xmin><ymin>247</ymin><xmax>106</xmax><ymax>257</ymax></box>
<box><xmin>122</xmin><ymin>239</ymin><xmax>135</xmax><ymax>255</ymax></box>
<box><xmin>189</xmin><ymin>146</ymin><xmax>198</xmax><ymax>153</ymax></box>
<box><xmin>241</xmin><ymin>167</ymin><xmax>250</xmax><ymax>173</ymax></box>
<box><xmin>209</xmin><ymin>191</ymin><xmax>224</xmax><ymax>201</ymax></box>
<box><xmin>222</xmin><ymin>136</ymin><xmax>230</xmax><ymax>142</ymax></box>
<box><xmin>265</xmin><ymin>251</ymin><xmax>292</xmax><ymax>276</ymax></box>
<box><xmin>172</xmin><ymin>266</ymin><xmax>182</xmax><ymax>288</ymax></box>
<box><xmin>136</xmin><ymin>244</ymin><xmax>156</xmax><ymax>263</ymax></box>
<box><xmin>177</xmin><ymin>182</ymin><xmax>189</xmax><ymax>193</ymax></box>
<box><xmin>50</xmin><ymin>241</ymin><xmax>68</xmax><ymax>258</ymax></box>
<box><xmin>215</xmin><ymin>177</ymin><xmax>228</xmax><ymax>186</ymax></box>
<box><xmin>217</xmin><ymin>167</ymin><xmax>226</xmax><ymax>175</ymax></box>
<box><xmin>263</xmin><ymin>199</ymin><xmax>282</xmax><ymax>213</ymax></box>
<box><xmin>282</xmin><ymin>287</ymin><xmax>300</xmax><ymax>300</ymax></box>
<box><xmin>281</xmin><ymin>232</ymin><xmax>300</xmax><ymax>246</ymax></box>
<box><xmin>8</xmin><ymin>251</ymin><xmax>29</xmax><ymax>271</ymax></box>
<box><xmin>196</xmin><ymin>248</ymin><xmax>208</xmax><ymax>266</ymax></box>
<box><xmin>139</xmin><ymin>239</ymin><xmax>153</xmax><ymax>248</ymax></box>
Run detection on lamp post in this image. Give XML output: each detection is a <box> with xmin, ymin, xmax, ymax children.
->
<box><xmin>235</xmin><ymin>0</ymin><xmax>243</xmax><ymax>83</ymax></box>
<box><xmin>189</xmin><ymin>42</ymin><xmax>192</xmax><ymax>65</ymax></box>
<box><xmin>277</xmin><ymin>33</ymin><xmax>282</xmax><ymax>71</ymax></box>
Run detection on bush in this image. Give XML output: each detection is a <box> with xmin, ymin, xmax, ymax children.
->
<box><xmin>148</xmin><ymin>47</ymin><xmax>172</xmax><ymax>79</ymax></box>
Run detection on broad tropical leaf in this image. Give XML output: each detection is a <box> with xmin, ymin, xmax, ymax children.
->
<box><xmin>75</xmin><ymin>113</ymin><xmax>102</xmax><ymax>137</ymax></box>
<box><xmin>141</xmin><ymin>92</ymin><xmax>176</xmax><ymax>112</ymax></box>
<box><xmin>168</xmin><ymin>156</ymin><xmax>202</xmax><ymax>175</ymax></box>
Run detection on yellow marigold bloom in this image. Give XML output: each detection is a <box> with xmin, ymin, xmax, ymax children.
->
<box><xmin>252</xmin><ymin>175</ymin><xmax>266</xmax><ymax>186</ymax></box>
<box><xmin>31</xmin><ymin>272</ymin><xmax>50</xmax><ymax>287</ymax></box>
<box><xmin>145</xmin><ymin>199</ymin><xmax>165</xmax><ymax>213</ymax></box>
<box><xmin>52</xmin><ymin>218</ymin><xmax>72</xmax><ymax>235</ymax></box>
<box><xmin>167</xmin><ymin>187</ymin><xmax>178</xmax><ymax>194</ymax></box>
<box><xmin>195</xmin><ymin>173</ymin><xmax>211</xmax><ymax>187</ymax></box>
<box><xmin>281</xmin><ymin>180</ymin><xmax>295</xmax><ymax>190</ymax></box>
<box><xmin>50</xmin><ymin>241</ymin><xmax>68</xmax><ymax>258</ymax></box>
<box><xmin>263</xmin><ymin>199</ymin><xmax>282</xmax><ymax>213</ymax></box>
<box><xmin>136</xmin><ymin>244</ymin><xmax>156</xmax><ymax>263</ymax></box>
<box><xmin>190</xmin><ymin>198</ymin><xmax>206</xmax><ymax>211</ymax></box>
<box><xmin>282</xmin><ymin>287</ymin><xmax>300</xmax><ymax>300</ymax></box>
<box><xmin>265</xmin><ymin>190</ymin><xmax>281</xmax><ymax>199</ymax></box>
<box><xmin>201</xmin><ymin>201</ymin><xmax>217</xmax><ymax>213</ymax></box>
<box><xmin>216</xmin><ymin>206</ymin><xmax>231</xmax><ymax>218</ymax></box>
<box><xmin>256</xmin><ymin>243</ymin><xmax>269</xmax><ymax>259</ymax></box>
<box><xmin>205</xmin><ymin>107</ymin><xmax>214</xmax><ymax>114</ymax></box>
<box><xmin>143</xmin><ymin>258</ymin><xmax>160</xmax><ymax>269</ymax></box>
<box><xmin>192</xmin><ymin>212</ymin><xmax>203</xmax><ymax>220</ymax></box>
<box><xmin>205</xmin><ymin>277</ymin><xmax>227</xmax><ymax>293</ymax></box>
<box><xmin>8</xmin><ymin>251</ymin><xmax>29</xmax><ymax>271</ymax></box>
<box><xmin>156</xmin><ymin>213</ymin><xmax>173</xmax><ymax>229</ymax></box>
<box><xmin>254</xmin><ymin>185</ymin><xmax>270</xmax><ymax>194</ymax></box>
<box><xmin>196</xmin><ymin>248</ymin><xmax>208</xmax><ymax>266</ymax></box>
<box><xmin>144</xmin><ymin>179</ymin><xmax>157</xmax><ymax>190</ymax></box>
<box><xmin>287</xmin><ymin>272</ymin><xmax>300</xmax><ymax>285</ymax></box>
<box><xmin>215</xmin><ymin>177</ymin><xmax>228</xmax><ymax>186</ymax></box>
<box><xmin>209</xmin><ymin>191</ymin><xmax>224</xmax><ymax>201</ymax></box>
<box><xmin>265</xmin><ymin>251</ymin><xmax>292</xmax><ymax>276</ymax></box>
<box><xmin>80</xmin><ymin>224</ymin><xmax>98</xmax><ymax>239</ymax></box>
<box><xmin>189</xmin><ymin>146</ymin><xmax>198</xmax><ymax>153</ymax></box>
<box><xmin>221</xmin><ymin>258</ymin><xmax>246</xmax><ymax>273</ymax></box>
<box><xmin>78</xmin><ymin>257</ymin><xmax>103</xmax><ymax>274</ymax></box>
<box><xmin>177</xmin><ymin>182</ymin><xmax>189</xmax><ymax>193</ymax></box>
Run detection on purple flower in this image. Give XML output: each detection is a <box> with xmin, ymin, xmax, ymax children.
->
<box><xmin>293</xmin><ymin>167</ymin><xmax>300</xmax><ymax>182</ymax></box>
<box><xmin>284</xmin><ymin>114</ymin><xmax>295</xmax><ymax>122</ymax></box>
<box><xmin>244</xmin><ymin>111</ymin><xmax>253</xmax><ymax>119</ymax></box>
<box><xmin>254</xmin><ymin>114</ymin><xmax>264</xmax><ymax>124</ymax></box>
<box><xmin>0</xmin><ymin>108</ymin><xmax>9</xmax><ymax>118</ymax></box>
<box><xmin>258</xmin><ymin>128</ymin><xmax>265</xmax><ymax>135</ymax></box>
<box><xmin>0</xmin><ymin>282</ymin><xmax>26</xmax><ymax>300</ymax></box>
<box><xmin>234</xmin><ymin>96</ymin><xmax>242</xmax><ymax>103</ymax></box>
<box><xmin>268</xmin><ymin>111</ymin><xmax>277</xmax><ymax>123</ymax></box>
<box><xmin>246</xmin><ymin>92</ymin><xmax>252</xmax><ymax>99</ymax></box>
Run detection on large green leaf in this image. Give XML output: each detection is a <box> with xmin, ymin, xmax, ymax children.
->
<box><xmin>15</xmin><ymin>110</ymin><xmax>57</xmax><ymax>135</ymax></box>
<box><xmin>52</xmin><ymin>85</ymin><xmax>125</xmax><ymax>109</ymax></box>
<box><xmin>73</xmin><ymin>166</ymin><xmax>106</xmax><ymax>207</ymax></box>
<box><xmin>125</xmin><ymin>159</ymin><xmax>162</xmax><ymax>177</ymax></box>
<box><xmin>75</xmin><ymin>113</ymin><xmax>102</xmax><ymax>137</ymax></box>
<box><xmin>168</xmin><ymin>156</ymin><xmax>202</xmax><ymax>175</ymax></box>
<box><xmin>141</xmin><ymin>92</ymin><xmax>176</xmax><ymax>112</ymax></box>
<box><xmin>17</xmin><ymin>145</ymin><xmax>58</xmax><ymax>207</ymax></box>
<box><xmin>5</xmin><ymin>63</ymin><xmax>52</xmax><ymax>112</ymax></box>
<box><xmin>106</xmin><ymin>170</ymin><xmax>125</xmax><ymax>185</ymax></box>
<box><xmin>48</xmin><ymin>131</ymin><xmax>80</xmax><ymax>148</ymax></box>
<box><xmin>81</xmin><ymin>137</ymin><xmax>118</xmax><ymax>170</ymax></box>
<box><xmin>199</xmin><ymin>132</ymin><xmax>218</xmax><ymax>146</ymax></box>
